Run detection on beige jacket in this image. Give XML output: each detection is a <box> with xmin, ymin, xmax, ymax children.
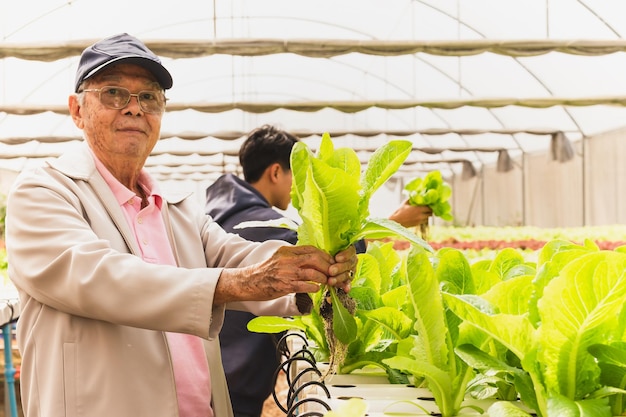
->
<box><xmin>6</xmin><ymin>143</ymin><xmax>299</xmax><ymax>417</ymax></box>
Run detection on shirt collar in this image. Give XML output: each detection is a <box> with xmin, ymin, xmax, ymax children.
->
<box><xmin>91</xmin><ymin>151</ymin><xmax>163</xmax><ymax>209</ymax></box>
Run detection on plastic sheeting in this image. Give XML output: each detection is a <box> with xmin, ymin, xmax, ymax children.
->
<box><xmin>447</xmin><ymin>126</ymin><xmax>626</xmax><ymax>227</ymax></box>
<box><xmin>3</xmin><ymin>0</ymin><xmax>626</xmax><ymax>226</ymax></box>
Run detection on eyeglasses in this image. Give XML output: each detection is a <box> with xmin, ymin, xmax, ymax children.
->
<box><xmin>81</xmin><ymin>86</ymin><xmax>167</xmax><ymax>114</ymax></box>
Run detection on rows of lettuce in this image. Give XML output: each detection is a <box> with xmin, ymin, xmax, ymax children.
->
<box><xmin>245</xmin><ymin>135</ymin><xmax>626</xmax><ymax>416</ymax></box>
<box><xmin>251</xmin><ymin>238</ymin><xmax>626</xmax><ymax>417</ymax></box>
<box><xmin>427</xmin><ymin>225</ymin><xmax>626</xmax><ymax>251</ymax></box>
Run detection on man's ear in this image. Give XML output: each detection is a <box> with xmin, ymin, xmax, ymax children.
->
<box><xmin>68</xmin><ymin>94</ymin><xmax>84</xmax><ymax>129</ymax></box>
<box><xmin>268</xmin><ymin>163</ymin><xmax>281</xmax><ymax>183</ymax></box>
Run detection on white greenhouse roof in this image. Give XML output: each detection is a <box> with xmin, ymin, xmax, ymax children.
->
<box><xmin>2</xmin><ymin>0</ymin><xmax>626</xmax><ymax>182</ymax></box>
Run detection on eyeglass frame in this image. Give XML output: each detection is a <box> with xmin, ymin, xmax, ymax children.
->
<box><xmin>79</xmin><ymin>85</ymin><xmax>167</xmax><ymax>114</ymax></box>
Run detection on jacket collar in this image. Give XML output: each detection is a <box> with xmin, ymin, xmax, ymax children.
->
<box><xmin>48</xmin><ymin>141</ymin><xmax>193</xmax><ymax>204</ymax></box>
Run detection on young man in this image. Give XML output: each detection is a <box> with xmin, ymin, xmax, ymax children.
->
<box><xmin>205</xmin><ymin>125</ymin><xmax>432</xmax><ymax>417</ymax></box>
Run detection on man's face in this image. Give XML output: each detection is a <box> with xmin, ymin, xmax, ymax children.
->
<box><xmin>69</xmin><ymin>63</ymin><xmax>163</xmax><ymax>169</ymax></box>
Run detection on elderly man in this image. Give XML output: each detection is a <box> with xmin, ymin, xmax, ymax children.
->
<box><xmin>5</xmin><ymin>33</ymin><xmax>356</xmax><ymax>417</ymax></box>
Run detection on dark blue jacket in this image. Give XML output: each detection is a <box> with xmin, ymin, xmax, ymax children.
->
<box><xmin>205</xmin><ymin>173</ymin><xmax>295</xmax><ymax>416</ymax></box>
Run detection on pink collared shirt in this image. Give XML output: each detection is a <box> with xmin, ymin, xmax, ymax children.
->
<box><xmin>94</xmin><ymin>156</ymin><xmax>213</xmax><ymax>417</ymax></box>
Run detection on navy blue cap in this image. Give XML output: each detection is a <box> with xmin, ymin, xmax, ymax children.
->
<box><xmin>74</xmin><ymin>33</ymin><xmax>173</xmax><ymax>92</ymax></box>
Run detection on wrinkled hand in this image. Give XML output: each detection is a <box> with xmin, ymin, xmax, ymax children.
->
<box><xmin>388</xmin><ymin>200</ymin><xmax>432</xmax><ymax>228</ymax></box>
<box><xmin>327</xmin><ymin>245</ymin><xmax>357</xmax><ymax>293</ymax></box>
<box><xmin>214</xmin><ymin>245</ymin><xmax>357</xmax><ymax>304</ymax></box>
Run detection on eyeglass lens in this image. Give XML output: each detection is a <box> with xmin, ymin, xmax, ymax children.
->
<box><xmin>98</xmin><ymin>86</ymin><xmax>165</xmax><ymax>113</ymax></box>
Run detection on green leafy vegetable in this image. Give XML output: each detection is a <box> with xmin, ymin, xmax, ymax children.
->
<box><xmin>248</xmin><ymin>242</ymin><xmax>419</xmax><ymax>382</ymax></box>
<box><xmin>249</xmin><ymin>133</ymin><xmax>432</xmax><ymax>376</ymax></box>
<box><xmin>382</xmin><ymin>243</ymin><xmax>539</xmax><ymax>416</ymax></box>
<box><xmin>383</xmin><ymin>246</ymin><xmax>479</xmax><ymax>417</ymax></box>
<box><xmin>404</xmin><ymin>170</ymin><xmax>453</xmax><ymax>239</ymax></box>
<box><xmin>588</xmin><ymin>342</ymin><xmax>626</xmax><ymax>415</ymax></box>
<box><xmin>444</xmin><ymin>244</ymin><xmax>626</xmax><ymax>417</ymax></box>
<box><xmin>294</xmin><ymin>133</ymin><xmax>434</xmax><ymax>374</ymax></box>
<box><xmin>290</xmin><ymin>132</ymin><xmax>431</xmax><ymax>254</ymax></box>
<box><xmin>404</xmin><ymin>170</ymin><xmax>453</xmax><ymax>221</ymax></box>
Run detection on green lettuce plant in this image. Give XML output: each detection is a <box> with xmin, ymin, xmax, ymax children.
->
<box><xmin>455</xmin><ymin>248</ymin><xmax>536</xmax><ymax>403</ymax></box>
<box><xmin>404</xmin><ymin>170</ymin><xmax>453</xmax><ymax>221</ymax></box>
<box><xmin>245</xmin><ymin>133</ymin><xmax>432</xmax><ymax>374</ymax></box>
<box><xmin>444</xmin><ymin>240</ymin><xmax>626</xmax><ymax>417</ymax></box>
<box><xmin>403</xmin><ymin>170</ymin><xmax>453</xmax><ymax>238</ymax></box>
<box><xmin>381</xmin><ymin>246</ymin><xmax>478</xmax><ymax>416</ymax></box>
<box><xmin>248</xmin><ymin>241</ymin><xmax>425</xmax><ymax>382</ymax></box>
<box><xmin>289</xmin><ymin>133</ymin><xmax>431</xmax><ymax>254</ymax></box>
<box><xmin>382</xmin><ymin>245</ymin><xmax>537</xmax><ymax>417</ymax></box>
